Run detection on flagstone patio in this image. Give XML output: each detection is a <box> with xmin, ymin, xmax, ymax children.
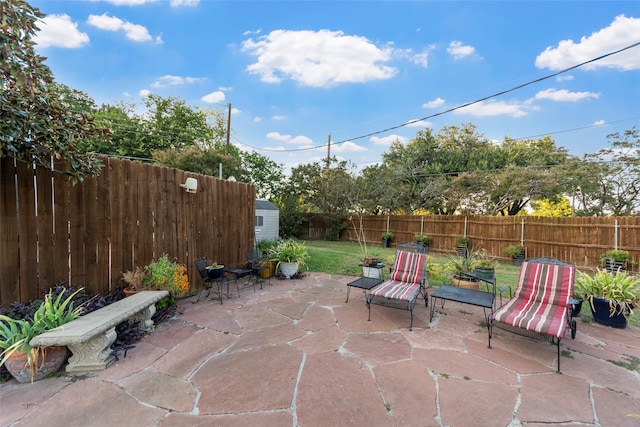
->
<box><xmin>1</xmin><ymin>272</ymin><xmax>639</xmax><ymax>426</ymax></box>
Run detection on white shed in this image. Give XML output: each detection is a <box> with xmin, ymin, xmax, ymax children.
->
<box><xmin>255</xmin><ymin>199</ymin><xmax>279</xmax><ymax>242</ymax></box>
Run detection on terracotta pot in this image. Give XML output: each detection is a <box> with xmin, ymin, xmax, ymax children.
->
<box><xmin>123</xmin><ymin>287</ymin><xmax>140</xmax><ymax>297</ymax></box>
<box><xmin>452</xmin><ymin>274</ymin><xmax>480</xmax><ymax>290</ymax></box>
<box><xmin>5</xmin><ymin>346</ymin><xmax>69</xmax><ymax>383</ymax></box>
<box><xmin>259</xmin><ymin>261</ymin><xmax>275</xmax><ymax>278</ymax></box>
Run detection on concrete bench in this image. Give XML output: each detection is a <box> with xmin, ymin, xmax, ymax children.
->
<box><xmin>30</xmin><ymin>290</ymin><xmax>169</xmax><ymax>372</ymax></box>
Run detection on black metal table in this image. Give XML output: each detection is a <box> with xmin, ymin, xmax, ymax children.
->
<box><xmin>346</xmin><ymin>276</ymin><xmax>382</xmax><ymax>303</ymax></box>
<box><xmin>430</xmin><ymin>285</ymin><xmax>495</xmax><ymax>323</ymax></box>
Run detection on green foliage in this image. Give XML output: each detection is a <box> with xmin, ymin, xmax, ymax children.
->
<box><xmin>602</xmin><ymin>250</ymin><xmax>630</xmax><ymax>263</ymax></box>
<box><xmin>0</xmin><ymin>287</ymin><xmax>84</xmax><ymax>379</ymax></box>
<box><xmin>0</xmin><ymin>0</ymin><xmax>106</xmax><ymax>181</ymax></box>
<box><xmin>445</xmin><ymin>253</ymin><xmax>476</xmax><ymax>275</ymax></box>
<box><xmin>574</xmin><ymin>269</ymin><xmax>640</xmax><ymax>316</ymax></box>
<box><xmin>456</xmin><ymin>236</ymin><xmax>469</xmax><ymax>246</ymax></box>
<box><xmin>142</xmin><ymin>255</ymin><xmax>190</xmax><ymax>298</ymax></box>
<box><xmin>415</xmin><ymin>234</ymin><xmax>432</xmax><ymax>245</ymax></box>
<box><xmin>382</xmin><ymin>232</ymin><xmax>394</xmax><ymax>241</ymax></box>
<box><xmin>503</xmin><ymin>245</ymin><xmax>523</xmax><ymax>258</ymax></box>
<box><xmin>268</xmin><ymin>239</ymin><xmax>309</xmax><ymax>268</ymax></box>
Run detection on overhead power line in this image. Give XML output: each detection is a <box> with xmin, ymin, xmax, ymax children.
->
<box><xmin>245</xmin><ymin>41</ymin><xmax>640</xmax><ymax>153</ymax></box>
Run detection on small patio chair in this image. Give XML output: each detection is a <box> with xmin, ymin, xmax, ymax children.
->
<box><xmin>246</xmin><ymin>250</ymin><xmax>271</xmax><ymax>289</ymax></box>
<box><xmin>367</xmin><ymin>245</ymin><xmax>429</xmax><ymax>330</ymax></box>
<box><xmin>488</xmin><ymin>257</ymin><xmax>577</xmax><ymax>373</ymax></box>
<box><xmin>193</xmin><ymin>257</ymin><xmax>234</xmax><ymax>304</ymax></box>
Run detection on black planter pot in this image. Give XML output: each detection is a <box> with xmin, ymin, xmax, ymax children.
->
<box><xmin>456</xmin><ymin>246</ymin><xmax>468</xmax><ymax>257</ymax></box>
<box><xmin>474</xmin><ymin>267</ymin><xmax>495</xmax><ymax>280</ymax></box>
<box><xmin>571</xmin><ymin>299</ymin><xmax>583</xmax><ymax>317</ymax></box>
<box><xmin>589</xmin><ymin>296</ymin><xmax>628</xmax><ymax>329</ymax></box>
<box><xmin>381</xmin><ymin>238</ymin><xmax>389</xmax><ymax>248</ymax></box>
<box><xmin>604</xmin><ymin>259</ymin><xmax>626</xmax><ymax>274</ymax></box>
<box><xmin>512</xmin><ymin>252</ymin><xmax>524</xmax><ymax>266</ymax></box>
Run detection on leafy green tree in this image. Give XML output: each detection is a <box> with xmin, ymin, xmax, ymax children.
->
<box><xmin>241</xmin><ymin>151</ymin><xmax>285</xmax><ymax>200</ymax></box>
<box><xmin>1</xmin><ymin>0</ymin><xmax>106</xmax><ymax>180</ymax></box>
<box><xmin>576</xmin><ymin>127</ymin><xmax>640</xmax><ymax>216</ymax></box>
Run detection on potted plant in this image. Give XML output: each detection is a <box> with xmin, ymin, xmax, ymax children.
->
<box><xmin>600</xmin><ymin>250</ymin><xmax>630</xmax><ymax>274</ymax></box>
<box><xmin>456</xmin><ymin>236</ymin><xmax>469</xmax><ymax>257</ymax></box>
<box><xmin>415</xmin><ymin>234</ymin><xmax>432</xmax><ymax>252</ymax></box>
<box><xmin>472</xmin><ymin>248</ymin><xmax>495</xmax><ymax>279</ymax></box>
<box><xmin>504</xmin><ymin>245</ymin><xmax>524</xmax><ymax>266</ymax></box>
<box><xmin>446</xmin><ymin>253</ymin><xmax>479</xmax><ymax>290</ymax></box>
<box><xmin>206</xmin><ymin>262</ymin><xmax>225</xmax><ymax>280</ymax></box>
<box><xmin>122</xmin><ymin>266</ymin><xmax>146</xmax><ymax>296</ymax></box>
<box><xmin>0</xmin><ymin>287</ymin><xmax>84</xmax><ymax>383</ymax></box>
<box><xmin>574</xmin><ymin>269</ymin><xmax>640</xmax><ymax>329</ymax></box>
<box><xmin>269</xmin><ymin>239</ymin><xmax>309</xmax><ymax>278</ymax></box>
<box><xmin>381</xmin><ymin>232</ymin><xmax>393</xmax><ymax>248</ymax></box>
<box><xmin>144</xmin><ymin>255</ymin><xmax>190</xmax><ymax>298</ymax></box>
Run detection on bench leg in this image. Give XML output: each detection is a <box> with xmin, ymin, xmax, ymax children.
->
<box><xmin>66</xmin><ymin>328</ymin><xmax>117</xmax><ymax>372</ymax></box>
<box><xmin>130</xmin><ymin>304</ymin><xmax>156</xmax><ymax>331</ymax></box>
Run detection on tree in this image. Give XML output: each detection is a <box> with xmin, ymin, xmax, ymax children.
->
<box><xmin>569</xmin><ymin>128</ymin><xmax>639</xmax><ymax>216</ymax></box>
<box><xmin>1</xmin><ymin>0</ymin><xmax>107</xmax><ymax>180</ymax></box>
<box><xmin>241</xmin><ymin>151</ymin><xmax>285</xmax><ymax>200</ymax></box>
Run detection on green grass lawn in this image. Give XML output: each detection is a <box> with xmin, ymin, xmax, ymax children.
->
<box><xmin>301</xmin><ymin>239</ymin><xmax>639</xmax><ymax>327</ymax></box>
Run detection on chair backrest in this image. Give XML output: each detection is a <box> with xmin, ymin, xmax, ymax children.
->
<box><xmin>514</xmin><ymin>257</ymin><xmax>575</xmax><ymax>308</ymax></box>
<box><xmin>396</xmin><ymin>242</ymin><xmax>428</xmax><ymax>254</ymax></box>
<box><xmin>389</xmin><ymin>250</ymin><xmax>427</xmax><ymax>285</ymax></box>
<box><xmin>195</xmin><ymin>257</ymin><xmax>209</xmax><ymax>280</ymax></box>
<box><xmin>246</xmin><ymin>250</ymin><xmax>260</xmax><ymax>268</ymax></box>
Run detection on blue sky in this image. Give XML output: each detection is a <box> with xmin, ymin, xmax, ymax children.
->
<box><xmin>32</xmin><ymin>0</ymin><xmax>640</xmax><ymax>173</ymax></box>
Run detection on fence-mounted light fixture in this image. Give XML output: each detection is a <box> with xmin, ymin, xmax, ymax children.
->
<box><xmin>180</xmin><ymin>177</ymin><xmax>198</xmax><ymax>194</ymax></box>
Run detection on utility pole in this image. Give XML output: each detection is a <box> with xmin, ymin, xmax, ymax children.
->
<box><xmin>226</xmin><ymin>103</ymin><xmax>231</xmax><ymax>155</ymax></box>
<box><xmin>326</xmin><ymin>133</ymin><xmax>331</xmax><ymax>168</ymax></box>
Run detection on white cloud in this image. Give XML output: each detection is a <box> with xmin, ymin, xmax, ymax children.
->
<box><xmin>151</xmin><ymin>75</ymin><xmax>206</xmax><ymax>88</ymax></box>
<box><xmin>405</xmin><ymin>119</ymin><xmax>432</xmax><ymax>128</ymax></box>
<box><xmin>266</xmin><ymin>132</ymin><xmax>312</xmax><ymax>145</ymax></box>
<box><xmin>371</xmin><ymin>134</ymin><xmax>408</xmax><ymax>146</ymax></box>
<box><xmin>231</xmin><ymin>107</ymin><xmax>241</xmax><ymax>115</ymax></box>
<box><xmin>272</xmin><ymin>115</ymin><xmax>286</xmax><ymax>121</ymax></box>
<box><xmin>201</xmin><ymin>91</ymin><xmax>226</xmax><ymax>103</ymax></box>
<box><xmin>556</xmin><ymin>75</ymin><xmax>574</xmax><ymax>82</ymax></box>
<box><xmin>534</xmin><ymin>88</ymin><xmax>599</xmax><ymax>102</ymax></box>
<box><xmin>333</xmin><ymin>141</ymin><xmax>366</xmax><ymax>153</ymax></box>
<box><xmin>593</xmin><ymin>119</ymin><xmax>606</xmax><ymax>126</ymax></box>
<box><xmin>241</xmin><ymin>29</ymin><xmax>398</xmax><ymax>87</ymax></box>
<box><xmin>535</xmin><ymin>15</ymin><xmax>640</xmax><ymax>71</ymax></box>
<box><xmin>253</xmin><ymin>117</ymin><xmax>262</xmax><ymax>123</ymax></box>
<box><xmin>35</xmin><ymin>14</ymin><xmax>89</xmax><ymax>48</ymax></box>
<box><xmin>447</xmin><ymin>41</ymin><xmax>476</xmax><ymax>59</ymax></box>
<box><xmin>423</xmin><ymin>97</ymin><xmax>445</xmax><ymax>109</ymax></box>
<box><xmin>87</xmin><ymin>13</ymin><xmax>154</xmax><ymax>43</ymax></box>
<box><xmin>170</xmin><ymin>0</ymin><xmax>199</xmax><ymax>7</ymax></box>
<box><xmin>454</xmin><ymin>99</ymin><xmax>530</xmax><ymax>118</ymax></box>
<box><xmin>139</xmin><ymin>89</ymin><xmax>151</xmax><ymax>98</ymax></box>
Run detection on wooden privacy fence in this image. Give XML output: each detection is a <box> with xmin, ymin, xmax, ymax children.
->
<box><xmin>0</xmin><ymin>155</ymin><xmax>255</xmax><ymax>305</ymax></box>
<box><xmin>303</xmin><ymin>214</ymin><xmax>640</xmax><ymax>271</ymax></box>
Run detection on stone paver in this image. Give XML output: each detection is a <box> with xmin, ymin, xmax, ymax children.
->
<box><xmin>2</xmin><ymin>272</ymin><xmax>639</xmax><ymax>427</ymax></box>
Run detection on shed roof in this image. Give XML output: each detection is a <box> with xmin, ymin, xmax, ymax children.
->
<box><xmin>256</xmin><ymin>199</ymin><xmax>279</xmax><ymax>211</ymax></box>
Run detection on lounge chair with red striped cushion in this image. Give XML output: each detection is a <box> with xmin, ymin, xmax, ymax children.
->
<box><xmin>489</xmin><ymin>257</ymin><xmax>577</xmax><ymax>373</ymax></box>
<box><xmin>367</xmin><ymin>246</ymin><xmax>429</xmax><ymax>330</ymax></box>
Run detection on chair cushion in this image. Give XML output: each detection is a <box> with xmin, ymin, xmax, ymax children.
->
<box><xmin>389</xmin><ymin>251</ymin><xmax>426</xmax><ymax>285</ymax></box>
<box><xmin>492</xmin><ymin>261</ymin><xmax>575</xmax><ymax>338</ymax></box>
<box><xmin>370</xmin><ymin>280</ymin><xmax>421</xmax><ymax>302</ymax></box>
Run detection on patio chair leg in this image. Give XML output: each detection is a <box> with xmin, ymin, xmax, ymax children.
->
<box><xmin>556</xmin><ymin>339</ymin><xmax>562</xmax><ymax>374</ymax></box>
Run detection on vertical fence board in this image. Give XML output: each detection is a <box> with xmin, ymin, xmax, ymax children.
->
<box><xmin>16</xmin><ymin>162</ymin><xmax>39</xmax><ymax>302</ymax></box>
<box><xmin>68</xmin><ymin>179</ymin><xmax>85</xmax><ymax>286</ymax></box>
<box><xmin>108</xmin><ymin>158</ymin><xmax>124</xmax><ymax>289</ymax></box>
<box><xmin>0</xmin><ymin>159</ymin><xmax>20</xmax><ymax>306</ymax></box>
<box><xmin>34</xmin><ymin>164</ymin><xmax>56</xmax><ymax>291</ymax></box>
